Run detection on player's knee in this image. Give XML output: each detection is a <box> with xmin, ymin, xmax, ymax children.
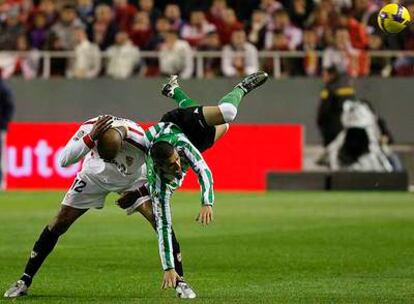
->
<box><xmin>48</xmin><ymin>219</ymin><xmax>72</xmax><ymax>235</ymax></box>
<box><xmin>218</xmin><ymin>103</ymin><xmax>237</xmax><ymax>123</ymax></box>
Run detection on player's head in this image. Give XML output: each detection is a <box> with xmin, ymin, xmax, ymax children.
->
<box><xmin>97</xmin><ymin>127</ymin><xmax>125</xmax><ymax>161</ymax></box>
<box><xmin>150</xmin><ymin>141</ymin><xmax>182</xmax><ymax>178</ymax></box>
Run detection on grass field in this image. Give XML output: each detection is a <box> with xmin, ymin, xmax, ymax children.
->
<box><xmin>1</xmin><ymin>191</ymin><xmax>414</xmax><ymax>303</ymax></box>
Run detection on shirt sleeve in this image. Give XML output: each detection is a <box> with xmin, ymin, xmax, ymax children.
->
<box><xmin>123</xmin><ymin>123</ymin><xmax>147</xmax><ymax>152</ymax></box>
<box><xmin>58</xmin><ymin>124</ymin><xmax>94</xmax><ymax>167</ymax></box>
<box><xmin>181</xmin><ymin>141</ymin><xmax>214</xmax><ymax>206</ymax></box>
<box><xmin>151</xmin><ymin>173</ymin><xmax>175</xmax><ymax>270</ymax></box>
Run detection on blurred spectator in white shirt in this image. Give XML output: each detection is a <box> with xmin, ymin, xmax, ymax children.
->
<box><xmin>106</xmin><ymin>31</ymin><xmax>140</xmax><ymax>79</ymax></box>
<box><xmin>323</xmin><ymin>27</ymin><xmax>359</xmax><ymax>77</ymax></box>
<box><xmin>159</xmin><ymin>30</ymin><xmax>194</xmax><ymax>79</ymax></box>
<box><xmin>222</xmin><ymin>29</ymin><xmax>259</xmax><ymax>77</ymax></box>
<box><xmin>265</xmin><ymin>9</ymin><xmax>302</xmax><ymax>50</ymax></box>
<box><xmin>67</xmin><ymin>26</ymin><xmax>101</xmax><ymax>79</ymax></box>
<box><xmin>181</xmin><ymin>10</ymin><xmax>216</xmax><ymax>48</ymax></box>
<box><xmin>51</xmin><ymin>4</ymin><xmax>84</xmax><ymax>50</ymax></box>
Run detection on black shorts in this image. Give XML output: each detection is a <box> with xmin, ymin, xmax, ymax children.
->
<box><xmin>160</xmin><ymin>106</ymin><xmax>216</xmax><ymax>153</ymax></box>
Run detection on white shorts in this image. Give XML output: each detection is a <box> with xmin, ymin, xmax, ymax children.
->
<box><xmin>61</xmin><ymin>171</ymin><xmax>149</xmax><ymax>210</ymax></box>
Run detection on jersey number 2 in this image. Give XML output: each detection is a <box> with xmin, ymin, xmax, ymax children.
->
<box><xmin>71</xmin><ymin>179</ymin><xmax>87</xmax><ymax>193</ymax></box>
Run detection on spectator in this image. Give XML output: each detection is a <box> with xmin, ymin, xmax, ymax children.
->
<box><xmin>297</xmin><ymin>27</ymin><xmax>323</xmax><ymax>76</ymax></box>
<box><xmin>29</xmin><ymin>12</ymin><xmax>49</xmax><ymax>50</ymax></box>
<box><xmin>307</xmin><ymin>5</ymin><xmax>331</xmax><ymax>44</ymax></box>
<box><xmin>352</xmin><ymin>0</ymin><xmax>378</xmax><ymax>26</ymax></box>
<box><xmin>113</xmin><ymin>0</ymin><xmax>136</xmax><ymax>32</ymax></box>
<box><xmin>246</xmin><ymin>9</ymin><xmax>268</xmax><ymax>50</ymax></box>
<box><xmin>146</xmin><ymin>15</ymin><xmax>170</xmax><ymax>51</ymax></box>
<box><xmin>145</xmin><ymin>16</ymin><xmax>170</xmax><ymax>76</ymax></box>
<box><xmin>198</xmin><ymin>30</ymin><xmax>222</xmax><ymax>78</ymax></box>
<box><xmin>287</xmin><ymin>0</ymin><xmax>315</xmax><ymax>28</ymax></box>
<box><xmin>208</xmin><ymin>0</ymin><xmax>228</xmax><ymax>26</ymax></box>
<box><xmin>77</xmin><ymin>0</ymin><xmax>95</xmax><ymax>26</ymax></box>
<box><xmin>0</xmin><ymin>77</ymin><xmax>15</xmax><ymax>188</ymax></box>
<box><xmin>181</xmin><ymin>10</ymin><xmax>216</xmax><ymax>48</ymax></box>
<box><xmin>368</xmin><ymin>31</ymin><xmax>389</xmax><ymax>76</ymax></box>
<box><xmin>264</xmin><ymin>30</ymin><xmax>300</xmax><ymax>76</ymax></box>
<box><xmin>0</xmin><ymin>7</ymin><xmax>25</xmax><ymax>50</ymax></box>
<box><xmin>259</xmin><ymin>0</ymin><xmax>283</xmax><ymax>22</ymax></box>
<box><xmin>67</xmin><ymin>26</ymin><xmax>101</xmax><ymax>79</ymax></box>
<box><xmin>216</xmin><ymin>8</ymin><xmax>243</xmax><ymax>45</ymax></box>
<box><xmin>106</xmin><ymin>31</ymin><xmax>140</xmax><ymax>79</ymax></box>
<box><xmin>164</xmin><ymin>4</ymin><xmax>184</xmax><ymax>32</ymax></box>
<box><xmin>222</xmin><ymin>29</ymin><xmax>258</xmax><ymax>77</ymax></box>
<box><xmin>335</xmin><ymin>14</ymin><xmax>368</xmax><ymax>50</ymax></box>
<box><xmin>87</xmin><ymin>4</ymin><xmax>117</xmax><ymax>50</ymax></box>
<box><xmin>159</xmin><ymin>30</ymin><xmax>193</xmax><ymax>79</ymax></box>
<box><xmin>46</xmin><ymin>32</ymin><xmax>66</xmax><ymax>76</ymax></box>
<box><xmin>129</xmin><ymin>11</ymin><xmax>152</xmax><ymax>49</ymax></box>
<box><xmin>138</xmin><ymin>0</ymin><xmax>161</xmax><ymax>26</ymax></box>
<box><xmin>1</xmin><ymin>34</ymin><xmax>40</xmax><ymax>79</ymax></box>
<box><xmin>27</xmin><ymin>0</ymin><xmax>58</xmax><ymax>29</ymax></box>
<box><xmin>265</xmin><ymin>9</ymin><xmax>303</xmax><ymax>50</ymax></box>
<box><xmin>323</xmin><ymin>27</ymin><xmax>361</xmax><ymax>77</ymax></box>
<box><xmin>51</xmin><ymin>4</ymin><xmax>83</xmax><ymax>50</ymax></box>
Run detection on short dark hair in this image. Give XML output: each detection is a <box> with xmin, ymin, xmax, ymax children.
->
<box><xmin>150</xmin><ymin>141</ymin><xmax>175</xmax><ymax>165</ymax></box>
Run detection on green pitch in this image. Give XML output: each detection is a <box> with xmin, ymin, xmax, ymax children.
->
<box><xmin>1</xmin><ymin>191</ymin><xmax>414</xmax><ymax>303</ymax></box>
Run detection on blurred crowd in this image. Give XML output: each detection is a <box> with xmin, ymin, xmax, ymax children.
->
<box><xmin>1</xmin><ymin>0</ymin><xmax>414</xmax><ymax>79</ymax></box>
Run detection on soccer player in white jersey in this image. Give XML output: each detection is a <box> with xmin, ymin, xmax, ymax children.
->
<box><xmin>138</xmin><ymin>72</ymin><xmax>268</xmax><ymax>290</ymax></box>
<box><xmin>4</xmin><ymin>115</ymin><xmax>195</xmax><ymax>299</ymax></box>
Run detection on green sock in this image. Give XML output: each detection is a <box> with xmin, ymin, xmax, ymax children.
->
<box><xmin>173</xmin><ymin>87</ymin><xmax>199</xmax><ymax>108</ymax></box>
<box><xmin>218</xmin><ymin>87</ymin><xmax>245</xmax><ymax>108</ymax></box>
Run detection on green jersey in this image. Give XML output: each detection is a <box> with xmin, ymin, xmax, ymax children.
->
<box><xmin>145</xmin><ymin>122</ymin><xmax>214</xmax><ymax>270</ymax></box>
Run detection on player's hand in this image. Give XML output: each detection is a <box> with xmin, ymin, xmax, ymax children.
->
<box><xmin>196</xmin><ymin>205</ymin><xmax>213</xmax><ymax>226</ymax></box>
<box><xmin>161</xmin><ymin>269</ymin><xmax>181</xmax><ymax>289</ymax></box>
<box><xmin>116</xmin><ymin>191</ymin><xmax>140</xmax><ymax>209</ymax></box>
<box><xmin>89</xmin><ymin>115</ymin><xmax>113</xmax><ymax>140</ymax></box>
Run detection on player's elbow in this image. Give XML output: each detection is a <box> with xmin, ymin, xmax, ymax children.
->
<box><xmin>58</xmin><ymin>151</ymin><xmax>70</xmax><ymax>167</ymax></box>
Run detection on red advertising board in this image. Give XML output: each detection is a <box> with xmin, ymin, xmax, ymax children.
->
<box><xmin>5</xmin><ymin>122</ymin><xmax>302</xmax><ymax>191</ymax></box>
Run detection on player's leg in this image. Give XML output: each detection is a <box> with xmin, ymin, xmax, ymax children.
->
<box><xmin>4</xmin><ymin>173</ymin><xmax>106</xmax><ymax>298</ymax></box>
<box><xmin>214</xmin><ymin>124</ymin><xmax>229</xmax><ymax>143</ymax></box>
<box><xmin>203</xmin><ymin>71</ymin><xmax>269</xmax><ymax>126</ymax></box>
<box><xmin>162</xmin><ymin>72</ymin><xmax>268</xmax><ymax>126</ymax></box>
<box><xmin>4</xmin><ymin>205</ymin><xmax>87</xmax><ymax>298</ymax></box>
<box><xmin>162</xmin><ymin>75</ymin><xmax>199</xmax><ymax>108</ymax></box>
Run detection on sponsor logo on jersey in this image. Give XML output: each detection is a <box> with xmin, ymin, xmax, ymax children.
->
<box><xmin>73</xmin><ymin>130</ymin><xmax>85</xmax><ymax>141</ymax></box>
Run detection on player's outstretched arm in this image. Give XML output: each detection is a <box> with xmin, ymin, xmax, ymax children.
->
<box><xmin>151</xmin><ymin>182</ymin><xmax>178</xmax><ymax>285</ymax></box>
<box><xmin>181</xmin><ymin>141</ymin><xmax>215</xmax><ymax>226</ymax></box>
<box><xmin>59</xmin><ymin>115</ymin><xmax>112</xmax><ymax>167</ymax></box>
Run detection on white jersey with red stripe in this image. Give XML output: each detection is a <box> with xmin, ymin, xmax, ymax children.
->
<box><xmin>59</xmin><ymin>116</ymin><xmax>148</xmax><ymax>191</ymax></box>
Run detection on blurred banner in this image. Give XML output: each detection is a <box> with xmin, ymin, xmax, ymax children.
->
<box><xmin>5</xmin><ymin>123</ymin><xmax>302</xmax><ymax>191</ymax></box>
